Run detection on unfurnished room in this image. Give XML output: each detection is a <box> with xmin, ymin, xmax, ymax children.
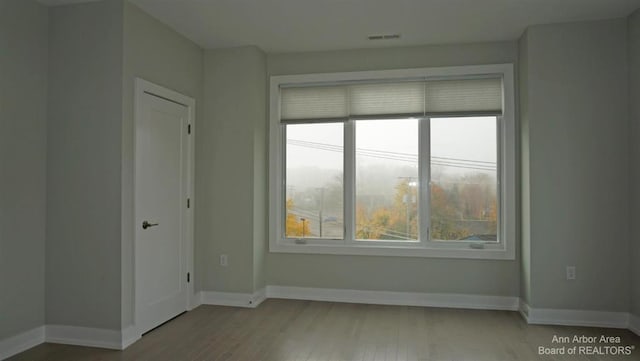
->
<box><xmin>1</xmin><ymin>0</ymin><xmax>640</xmax><ymax>360</ymax></box>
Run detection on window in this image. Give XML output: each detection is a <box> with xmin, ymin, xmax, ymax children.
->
<box><xmin>270</xmin><ymin>64</ymin><xmax>515</xmax><ymax>259</ymax></box>
<box><xmin>285</xmin><ymin>122</ymin><xmax>344</xmax><ymax>239</ymax></box>
<box><xmin>355</xmin><ymin>119</ymin><xmax>419</xmax><ymax>241</ymax></box>
<box><xmin>430</xmin><ymin>116</ymin><xmax>498</xmax><ymax>242</ymax></box>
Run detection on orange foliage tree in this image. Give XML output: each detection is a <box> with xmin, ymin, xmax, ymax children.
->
<box><xmin>430</xmin><ymin>183</ymin><xmax>469</xmax><ymax>240</ymax></box>
<box><xmin>356</xmin><ymin>179</ymin><xmax>418</xmax><ymax>240</ymax></box>
<box><xmin>285</xmin><ymin>198</ymin><xmax>304</xmax><ymax>237</ymax></box>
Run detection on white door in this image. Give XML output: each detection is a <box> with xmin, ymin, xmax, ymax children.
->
<box><xmin>135</xmin><ymin>90</ymin><xmax>190</xmax><ymax>335</ymax></box>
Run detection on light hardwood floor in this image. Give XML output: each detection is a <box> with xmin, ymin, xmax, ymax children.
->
<box><xmin>8</xmin><ymin>299</ymin><xmax>640</xmax><ymax>361</ymax></box>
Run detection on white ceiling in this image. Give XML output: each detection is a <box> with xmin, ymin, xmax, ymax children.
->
<box><xmin>46</xmin><ymin>0</ymin><xmax>640</xmax><ymax>53</ymax></box>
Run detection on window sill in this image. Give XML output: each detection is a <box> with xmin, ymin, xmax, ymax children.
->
<box><xmin>269</xmin><ymin>241</ymin><xmax>515</xmax><ymax>260</ymax></box>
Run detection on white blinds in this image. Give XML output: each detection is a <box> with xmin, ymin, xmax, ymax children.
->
<box><xmin>280</xmin><ymin>77</ymin><xmax>502</xmax><ymax>122</ymax></box>
<box><xmin>425</xmin><ymin>78</ymin><xmax>502</xmax><ymax>113</ymax></box>
<box><xmin>349</xmin><ymin>82</ymin><xmax>425</xmax><ymax>117</ymax></box>
<box><xmin>281</xmin><ymin>86</ymin><xmax>348</xmax><ymax>121</ymax></box>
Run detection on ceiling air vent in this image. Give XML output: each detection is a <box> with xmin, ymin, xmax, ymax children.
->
<box><xmin>368</xmin><ymin>34</ymin><xmax>401</xmax><ymax>40</ymax></box>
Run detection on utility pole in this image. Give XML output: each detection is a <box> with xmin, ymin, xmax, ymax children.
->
<box><xmin>398</xmin><ymin>176</ymin><xmax>417</xmax><ymax>239</ymax></box>
<box><xmin>406</xmin><ymin>195</ymin><xmax>410</xmax><ymax>237</ymax></box>
<box><xmin>317</xmin><ymin>188</ymin><xmax>325</xmax><ymax>237</ymax></box>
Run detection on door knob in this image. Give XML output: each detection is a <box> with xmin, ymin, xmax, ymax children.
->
<box><xmin>142</xmin><ymin>221</ymin><xmax>159</xmax><ymax>229</ymax></box>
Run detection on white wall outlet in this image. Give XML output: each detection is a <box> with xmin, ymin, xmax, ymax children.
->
<box><xmin>220</xmin><ymin>254</ymin><xmax>228</xmax><ymax>267</ymax></box>
<box><xmin>566</xmin><ymin>266</ymin><xmax>576</xmax><ymax>280</ymax></box>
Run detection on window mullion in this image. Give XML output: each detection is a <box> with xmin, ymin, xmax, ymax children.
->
<box><xmin>344</xmin><ymin>120</ymin><xmax>356</xmax><ymax>244</ymax></box>
<box><xmin>419</xmin><ymin>117</ymin><xmax>431</xmax><ymax>244</ymax></box>
<box><xmin>497</xmin><ymin>116</ymin><xmax>503</xmax><ymax>244</ymax></box>
<box><xmin>280</xmin><ymin>124</ymin><xmax>287</xmax><ymax>241</ymax></box>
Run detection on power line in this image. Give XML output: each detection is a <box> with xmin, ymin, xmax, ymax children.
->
<box><xmin>288</xmin><ymin>139</ymin><xmax>496</xmax><ymax>164</ymax></box>
<box><xmin>432</xmin><ymin>155</ymin><xmax>495</xmax><ymax>165</ymax></box>
<box><xmin>287</xmin><ymin>139</ymin><xmax>496</xmax><ymax>171</ymax></box>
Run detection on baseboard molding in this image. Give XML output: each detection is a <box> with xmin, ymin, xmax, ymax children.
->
<box><xmin>520</xmin><ymin>301</ymin><xmax>630</xmax><ymax>329</ymax></box>
<box><xmin>0</xmin><ymin>324</ymin><xmax>142</xmax><ymax>358</ymax></box>
<box><xmin>45</xmin><ymin>325</ymin><xmax>123</xmax><ymax>350</ymax></box>
<box><xmin>3</xmin><ymin>298</ymin><xmax>637</xmax><ymax>359</ymax></box>
<box><xmin>253</xmin><ymin>287</ymin><xmax>267</xmax><ymax>306</ymax></box>
<box><xmin>0</xmin><ymin>326</ymin><xmax>45</xmax><ymax>360</ymax></box>
<box><xmin>630</xmin><ymin>314</ymin><xmax>640</xmax><ymax>336</ymax></box>
<box><xmin>265</xmin><ymin>285</ymin><xmax>520</xmax><ymax>311</ymax></box>
<box><xmin>519</xmin><ymin>299</ymin><xmax>530</xmax><ymax>320</ymax></box>
<box><xmin>120</xmin><ymin>325</ymin><xmax>140</xmax><ymax>350</ymax></box>
<box><xmin>199</xmin><ymin>288</ymin><xmax>266</xmax><ymax>308</ymax></box>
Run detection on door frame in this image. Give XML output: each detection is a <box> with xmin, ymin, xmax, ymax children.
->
<box><xmin>133</xmin><ymin>78</ymin><xmax>196</xmax><ymax>335</ymax></box>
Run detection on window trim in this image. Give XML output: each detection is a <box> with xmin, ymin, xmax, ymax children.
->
<box><xmin>269</xmin><ymin>64</ymin><xmax>516</xmax><ymax>260</ymax></box>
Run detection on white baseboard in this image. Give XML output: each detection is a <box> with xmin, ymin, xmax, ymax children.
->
<box><xmin>520</xmin><ymin>301</ymin><xmax>630</xmax><ymax>329</ymax></box>
<box><xmin>120</xmin><ymin>325</ymin><xmax>140</xmax><ymax>350</ymax></box>
<box><xmin>265</xmin><ymin>285</ymin><xmax>520</xmax><ymax>311</ymax></box>
<box><xmin>3</xmin><ymin>298</ymin><xmax>638</xmax><ymax>359</ymax></box>
<box><xmin>1</xmin><ymin>324</ymin><xmax>141</xmax><ymax>358</ymax></box>
<box><xmin>0</xmin><ymin>326</ymin><xmax>45</xmax><ymax>360</ymax></box>
<box><xmin>253</xmin><ymin>287</ymin><xmax>267</xmax><ymax>307</ymax></box>
<box><xmin>45</xmin><ymin>325</ymin><xmax>123</xmax><ymax>350</ymax></box>
<box><xmin>199</xmin><ymin>288</ymin><xmax>266</xmax><ymax>308</ymax></box>
<box><xmin>630</xmin><ymin>314</ymin><xmax>640</xmax><ymax>336</ymax></box>
<box><xmin>519</xmin><ymin>299</ymin><xmax>530</xmax><ymax>320</ymax></box>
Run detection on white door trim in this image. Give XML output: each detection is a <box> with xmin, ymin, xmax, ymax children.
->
<box><xmin>133</xmin><ymin>78</ymin><xmax>196</xmax><ymax>337</ymax></box>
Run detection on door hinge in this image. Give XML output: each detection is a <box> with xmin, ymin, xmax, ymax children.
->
<box><xmin>187</xmin><ymin>272</ymin><xmax>190</xmax><ymax>283</ymax></box>
<box><xmin>188</xmin><ymin>124</ymin><xmax>191</xmax><ymax>134</ymax></box>
<box><xmin>187</xmin><ymin>198</ymin><xmax>190</xmax><ymax>208</ymax></box>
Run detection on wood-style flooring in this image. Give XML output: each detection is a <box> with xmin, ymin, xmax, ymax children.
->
<box><xmin>8</xmin><ymin>299</ymin><xmax>640</xmax><ymax>361</ymax></box>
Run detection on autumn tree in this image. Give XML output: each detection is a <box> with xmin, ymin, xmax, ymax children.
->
<box><xmin>356</xmin><ymin>178</ymin><xmax>418</xmax><ymax>240</ymax></box>
<box><xmin>431</xmin><ymin>173</ymin><xmax>497</xmax><ymax>240</ymax></box>
<box><xmin>430</xmin><ymin>183</ymin><xmax>470</xmax><ymax>240</ymax></box>
<box><xmin>356</xmin><ymin>204</ymin><xmax>384</xmax><ymax>239</ymax></box>
<box><xmin>285</xmin><ymin>198</ymin><xmax>304</xmax><ymax>237</ymax></box>
<box><xmin>458</xmin><ymin>173</ymin><xmax>495</xmax><ymax>220</ymax></box>
<box><xmin>338</xmin><ymin>172</ymin><xmax>497</xmax><ymax>241</ymax></box>
<box><xmin>487</xmin><ymin>198</ymin><xmax>498</xmax><ymax>231</ymax></box>
<box><xmin>391</xmin><ymin>179</ymin><xmax>418</xmax><ymax>239</ymax></box>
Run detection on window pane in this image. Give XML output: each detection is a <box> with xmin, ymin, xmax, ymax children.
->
<box><xmin>355</xmin><ymin>119</ymin><xmax>419</xmax><ymax>241</ymax></box>
<box><xmin>285</xmin><ymin>123</ymin><xmax>344</xmax><ymax>239</ymax></box>
<box><xmin>430</xmin><ymin>117</ymin><xmax>498</xmax><ymax>242</ymax></box>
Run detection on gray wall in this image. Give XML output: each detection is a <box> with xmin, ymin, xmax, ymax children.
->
<box><xmin>629</xmin><ymin>9</ymin><xmax>640</xmax><ymax>318</ymax></box>
<box><xmin>2</xmin><ymin>0</ymin><xmax>637</xmax><ymax>344</ymax></box>
<box><xmin>251</xmin><ymin>57</ymin><xmax>268</xmax><ymax>293</ymax></box>
<box><xmin>0</xmin><ymin>0</ymin><xmax>48</xmax><ymax>340</ymax></box>
<box><xmin>200</xmin><ymin>46</ymin><xmax>267</xmax><ymax>294</ymax></box>
<box><xmin>266</xmin><ymin>42</ymin><xmax>520</xmax><ymax>297</ymax></box>
<box><xmin>518</xmin><ymin>30</ymin><xmax>532</xmax><ymax>306</ymax></box>
<box><xmin>521</xmin><ymin>19</ymin><xmax>629</xmax><ymax>312</ymax></box>
<box><xmin>46</xmin><ymin>0</ymin><xmax>124</xmax><ymax>330</ymax></box>
<box><xmin>121</xmin><ymin>0</ymin><xmax>203</xmax><ymax>327</ymax></box>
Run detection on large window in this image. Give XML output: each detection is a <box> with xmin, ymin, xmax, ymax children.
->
<box><xmin>285</xmin><ymin>122</ymin><xmax>344</xmax><ymax>239</ymax></box>
<box><xmin>355</xmin><ymin>119</ymin><xmax>419</xmax><ymax>241</ymax></box>
<box><xmin>430</xmin><ymin>117</ymin><xmax>498</xmax><ymax>242</ymax></box>
<box><xmin>270</xmin><ymin>65</ymin><xmax>515</xmax><ymax>259</ymax></box>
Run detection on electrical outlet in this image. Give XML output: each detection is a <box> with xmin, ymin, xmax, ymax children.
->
<box><xmin>220</xmin><ymin>254</ymin><xmax>228</xmax><ymax>267</ymax></box>
<box><xmin>566</xmin><ymin>266</ymin><xmax>576</xmax><ymax>280</ymax></box>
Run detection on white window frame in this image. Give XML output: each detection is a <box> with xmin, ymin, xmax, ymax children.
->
<box><xmin>269</xmin><ymin>64</ymin><xmax>515</xmax><ymax>260</ymax></box>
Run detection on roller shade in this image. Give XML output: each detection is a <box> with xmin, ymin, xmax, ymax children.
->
<box><xmin>349</xmin><ymin>81</ymin><xmax>425</xmax><ymax>117</ymax></box>
<box><xmin>425</xmin><ymin>78</ymin><xmax>502</xmax><ymax>113</ymax></box>
<box><xmin>280</xmin><ymin>77</ymin><xmax>502</xmax><ymax>123</ymax></box>
<box><xmin>281</xmin><ymin>86</ymin><xmax>348</xmax><ymax>121</ymax></box>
